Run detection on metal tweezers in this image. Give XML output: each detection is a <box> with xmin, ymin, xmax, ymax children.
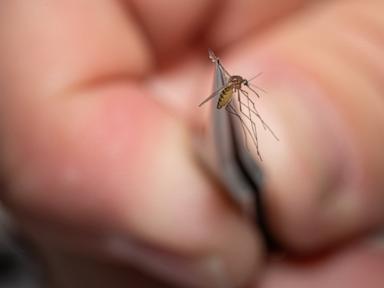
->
<box><xmin>208</xmin><ymin>50</ymin><xmax>276</xmax><ymax>248</ymax></box>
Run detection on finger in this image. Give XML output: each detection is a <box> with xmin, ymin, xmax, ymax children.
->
<box><xmin>206</xmin><ymin>0</ymin><xmax>311</xmax><ymax>49</ymax></box>
<box><xmin>37</xmin><ymin>244</ymin><xmax>173</xmax><ymax>288</ymax></box>
<box><xmin>137</xmin><ymin>0</ymin><xmax>313</xmax><ymax>116</ymax></box>
<box><xmin>259</xmin><ymin>239</ymin><xmax>384</xmax><ymax>288</ymax></box>
<box><xmin>219</xmin><ymin>0</ymin><xmax>384</xmax><ymax>251</ymax></box>
<box><xmin>127</xmin><ymin>0</ymin><xmax>311</xmax><ymax>61</ymax></box>
<box><xmin>129</xmin><ymin>0</ymin><xmax>215</xmax><ymax>60</ymax></box>
<box><xmin>0</xmin><ymin>1</ymin><xmax>262</xmax><ymax>287</ymax></box>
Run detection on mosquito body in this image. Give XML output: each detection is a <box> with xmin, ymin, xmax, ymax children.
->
<box><xmin>199</xmin><ymin>50</ymin><xmax>278</xmax><ymax>160</ymax></box>
<box><xmin>216</xmin><ymin>75</ymin><xmax>251</xmax><ymax>109</ymax></box>
<box><xmin>199</xmin><ymin>74</ymin><xmax>260</xmax><ymax>109</ymax></box>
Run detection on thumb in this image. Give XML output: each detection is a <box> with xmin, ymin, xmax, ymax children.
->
<box><xmin>228</xmin><ymin>1</ymin><xmax>384</xmax><ymax>251</ymax></box>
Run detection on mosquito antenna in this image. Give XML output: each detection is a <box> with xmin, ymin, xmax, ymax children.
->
<box><xmin>246</xmin><ymin>72</ymin><xmax>263</xmax><ymax>83</ymax></box>
<box><xmin>244</xmin><ymin>72</ymin><xmax>267</xmax><ymax>96</ymax></box>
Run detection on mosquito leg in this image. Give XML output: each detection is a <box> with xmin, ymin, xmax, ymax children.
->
<box><xmin>237</xmin><ymin>90</ymin><xmax>258</xmax><ymax>144</ymax></box>
<box><xmin>227</xmin><ymin>102</ymin><xmax>263</xmax><ymax>160</ymax></box>
<box><xmin>239</xmin><ymin>89</ymin><xmax>268</xmax><ymax>130</ymax></box>
<box><xmin>240</xmin><ymin>89</ymin><xmax>279</xmax><ymax>141</ymax></box>
<box><xmin>239</xmin><ymin>89</ymin><xmax>263</xmax><ymax>135</ymax></box>
<box><xmin>243</xmin><ymin>89</ymin><xmax>258</xmax><ymax>143</ymax></box>
<box><xmin>245</xmin><ymin>84</ymin><xmax>261</xmax><ymax>98</ymax></box>
<box><xmin>241</xmin><ymin>96</ymin><xmax>279</xmax><ymax>141</ymax></box>
<box><xmin>236</xmin><ymin>90</ymin><xmax>262</xmax><ymax>160</ymax></box>
<box><xmin>225</xmin><ymin>102</ymin><xmax>250</xmax><ymax>151</ymax></box>
<box><xmin>227</xmin><ymin>104</ymin><xmax>263</xmax><ymax>161</ymax></box>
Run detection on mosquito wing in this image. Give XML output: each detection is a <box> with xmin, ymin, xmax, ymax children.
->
<box><xmin>198</xmin><ymin>84</ymin><xmax>226</xmax><ymax>107</ymax></box>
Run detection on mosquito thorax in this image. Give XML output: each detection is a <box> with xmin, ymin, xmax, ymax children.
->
<box><xmin>229</xmin><ymin>75</ymin><xmax>244</xmax><ymax>89</ymax></box>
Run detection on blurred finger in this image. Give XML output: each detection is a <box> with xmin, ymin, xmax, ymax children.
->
<box><xmin>208</xmin><ymin>0</ymin><xmax>384</xmax><ymax>251</ymax></box>
<box><xmin>206</xmin><ymin>0</ymin><xmax>311</xmax><ymax>49</ymax></box>
<box><xmin>0</xmin><ymin>1</ymin><xmax>262</xmax><ymax>287</ymax></box>
<box><xmin>128</xmin><ymin>0</ymin><xmax>313</xmax><ymax>61</ymax></box>
<box><xmin>259</xmin><ymin>239</ymin><xmax>384</xmax><ymax>288</ymax></box>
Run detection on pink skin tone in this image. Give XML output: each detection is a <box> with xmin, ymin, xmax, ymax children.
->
<box><xmin>1</xmin><ymin>0</ymin><xmax>384</xmax><ymax>287</ymax></box>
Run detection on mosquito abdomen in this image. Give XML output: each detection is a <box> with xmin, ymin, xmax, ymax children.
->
<box><xmin>217</xmin><ymin>86</ymin><xmax>234</xmax><ymax>109</ymax></box>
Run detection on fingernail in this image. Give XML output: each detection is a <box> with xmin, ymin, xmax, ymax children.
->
<box><xmin>105</xmin><ymin>236</ymin><xmax>233</xmax><ymax>288</ymax></box>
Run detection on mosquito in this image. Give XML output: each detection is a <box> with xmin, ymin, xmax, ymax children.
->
<box><xmin>198</xmin><ymin>49</ymin><xmax>278</xmax><ymax>160</ymax></box>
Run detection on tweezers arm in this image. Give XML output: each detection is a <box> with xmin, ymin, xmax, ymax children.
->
<box><xmin>210</xmin><ymin>52</ymin><xmax>257</xmax><ymax>216</ymax></box>
<box><xmin>210</xmin><ymin>50</ymin><xmax>278</xmax><ymax>249</ymax></box>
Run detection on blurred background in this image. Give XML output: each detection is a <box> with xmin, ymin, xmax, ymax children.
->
<box><xmin>0</xmin><ymin>206</ymin><xmax>42</xmax><ymax>288</ymax></box>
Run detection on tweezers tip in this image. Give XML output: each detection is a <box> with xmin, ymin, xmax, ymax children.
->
<box><xmin>208</xmin><ymin>48</ymin><xmax>218</xmax><ymax>63</ymax></box>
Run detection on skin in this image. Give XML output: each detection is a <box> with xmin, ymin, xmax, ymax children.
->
<box><xmin>0</xmin><ymin>0</ymin><xmax>384</xmax><ymax>287</ymax></box>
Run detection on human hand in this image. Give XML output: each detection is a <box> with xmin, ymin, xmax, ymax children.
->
<box><xmin>1</xmin><ymin>1</ymin><xmax>384</xmax><ymax>287</ymax></box>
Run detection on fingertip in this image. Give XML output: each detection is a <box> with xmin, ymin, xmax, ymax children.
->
<box><xmin>259</xmin><ymin>241</ymin><xmax>384</xmax><ymax>288</ymax></box>
<box><xmin>2</xmin><ymin>78</ymin><xmax>264</xmax><ymax>287</ymax></box>
<box><xmin>224</xmin><ymin>0</ymin><xmax>384</xmax><ymax>252</ymax></box>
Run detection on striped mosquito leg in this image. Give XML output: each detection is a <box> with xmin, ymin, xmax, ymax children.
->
<box><xmin>239</xmin><ymin>89</ymin><xmax>268</xmax><ymax>131</ymax></box>
<box><xmin>237</xmin><ymin>90</ymin><xmax>261</xmax><ymax>157</ymax></box>
<box><xmin>239</xmin><ymin>89</ymin><xmax>259</xmax><ymax>145</ymax></box>
<box><xmin>225</xmin><ymin>101</ymin><xmax>250</xmax><ymax>152</ymax></box>
<box><xmin>233</xmin><ymin>92</ymin><xmax>262</xmax><ymax>160</ymax></box>
<box><xmin>240</xmin><ymin>89</ymin><xmax>279</xmax><ymax>141</ymax></box>
<box><xmin>246</xmin><ymin>85</ymin><xmax>262</xmax><ymax>98</ymax></box>
<box><xmin>227</xmin><ymin>102</ymin><xmax>263</xmax><ymax>160</ymax></box>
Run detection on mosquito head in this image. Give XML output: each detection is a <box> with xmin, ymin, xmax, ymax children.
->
<box><xmin>242</xmin><ymin>79</ymin><xmax>249</xmax><ymax>86</ymax></box>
